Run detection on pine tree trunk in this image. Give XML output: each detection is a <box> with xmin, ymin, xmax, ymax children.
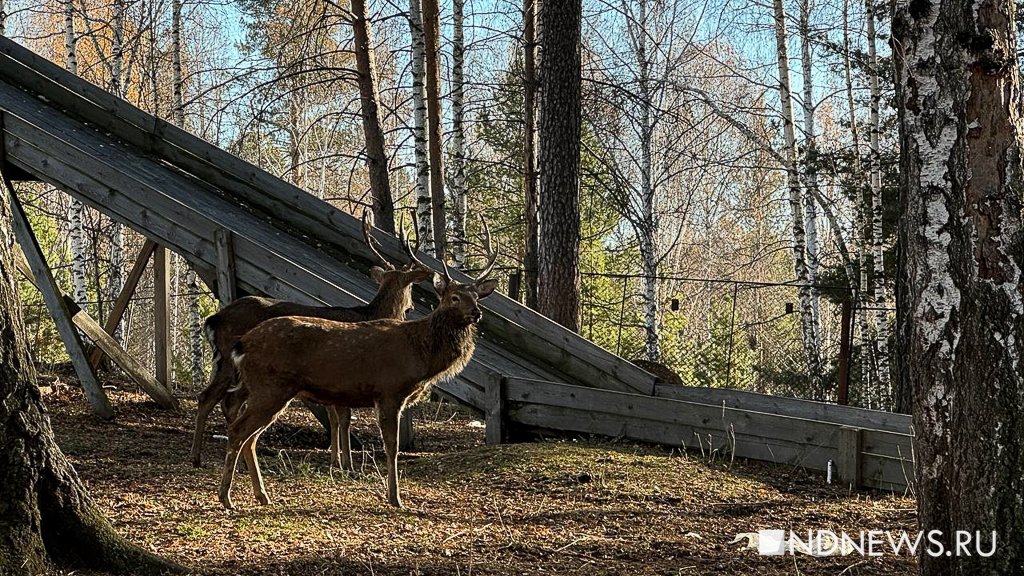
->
<box><xmin>408</xmin><ymin>0</ymin><xmax>433</xmax><ymax>253</ymax></box>
<box><xmin>0</xmin><ymin>182</ymin><xmax>185</xmax><ymax>576</ymax></box>
<box><xmin>351</xmin><ymin>0</ymin><xmax>395</xmax><ymax>233</ymax></box>
<box><xmin>451</xmin><ymin>0</ymin><xmax>467</xmax><ymax>268</ymax></box>
<box><xmin>866</xmin><ymin>0</ymin><xmax>890</xmax><ymax>406</ymax></box>
<box><xmin>772</xmin><ymin>0</ymin><xmax>822</xmax><ymax>385</ymax></box>
<box><xmin>421</xmin><ymin>0</ymin><xmax>446</xmax><ymax>259</ymax></box>
<box><xmin>894</xmin><ymin>1</ymin><xmax>1024</xmax><ymax>572</ymax></box>
<box><xmin>523</xmin><ymin>0</ymin><xmax>539</xmax><ymax>308</ymax></box>
<box><xmin>537</xmin><ymin>0</ymin><xmax>582</xmax><ymax>331</ymax></box>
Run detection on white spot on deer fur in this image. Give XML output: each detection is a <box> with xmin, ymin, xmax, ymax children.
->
<box><xmin>231</xmin><ymin>349</ymin><xmax>245</xmax><ymax>367</ymax></box>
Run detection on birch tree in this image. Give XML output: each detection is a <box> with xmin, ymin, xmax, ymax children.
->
<box><xmin>796</xmin><ymin>0</ymin><xmax>821</xmax><ymax>369</ymax></box>
<box><xmin>772</xmin><ymin>0</ymin><xmax>822</xmax><ymax>386</ymax></box>
<box><xmin>895</xmin><ymin>0</ymin><xmax>1024</xmax><ymax>571</ymax></box>
<box><xmin>64</xmin><ymin>0</ymin><xmax>89</xmax><ymax>311</ymax></box>
<box><xmin>408</xmin><ymin>0</ymin><xmax>433</xmax><ymax>252</ymax></box>
<box><xmin>865</xmin><ymin>0</ymin><xmax>889</xmax><ymax>402</ymax></box>
<box><xmin>523</xmin><ymin>0</ymin><xmax>539</xmax><ymax>308</ymax></box>
<box><xmin>451</xmin><ymin>0</ymin><xmax>467</xmax><ymax>267</ymax></box>
<box><xmin>107</xmin><ymin>0</ymin><xmax>125</xmax><ymax>331</ymax></box>
<box><xmin>422</xmin><ymin>0</ymin><xmax>446</xmax><ymax>258</ymax></box>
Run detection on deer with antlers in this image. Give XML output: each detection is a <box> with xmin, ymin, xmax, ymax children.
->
<box><xmin>190</xmin><ymin>211</ymin><xmax>432</xmax><ymax>469</ymax></box>
<box><xmin>219</xmin><ymin>221</ymin><xmax>498</xmax><ymax>509</ymax></box>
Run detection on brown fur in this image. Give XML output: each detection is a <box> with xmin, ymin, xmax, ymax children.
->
<box><xmin>219</xmin><ymin>276</ymin><xmax>498</xmax><ymax>509</ymax></box>
<box><xmin>189</xmin><ymin>264</ymin><xmax>432</xmax><ymax>468</ymax></box>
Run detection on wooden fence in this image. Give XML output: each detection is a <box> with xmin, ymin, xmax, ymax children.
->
<box><xmin>483</xmin><ymin>377</ymin><xmax>916</xmax><ymax>493</ymax></box>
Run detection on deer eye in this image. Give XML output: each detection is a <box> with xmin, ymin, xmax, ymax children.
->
<box><xmin>451</xmin><ymin>295</ymin><xmax>460</xmax><ymax>303</ymax></box>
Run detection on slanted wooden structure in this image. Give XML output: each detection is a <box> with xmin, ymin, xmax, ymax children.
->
<box><xmin>0</xmin><ymin>36</ymin><xmax>657</xmax><ymax>421</ymax></box>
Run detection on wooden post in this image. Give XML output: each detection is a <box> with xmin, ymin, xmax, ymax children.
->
<box><xmin>837</xmin><ymin>299</ymin><xmax>853</xmax><ymax>405</ymax></box>
<box><xmin>838</xmin><ymin>426</ymin><xmax>862</xmax><ymax>488</ymax></box>
<box><xmin>485</xmin><ymin>376</ymin><xmax>507</xmax><ymax>444</ymax></box>
<box><xmin>508</xmin><ymin>271</ymin><xmax>521</xmax><ymax>303</ymax></box>
<box><xmin>214</xmin><ymin>228</ymin><xmax>236</xmax><ymax>305</ymax></box>
<box><xmin>153</xmin><ymin>246</ymin><xmax>171</xmax><ymax>386</ymax></box>
<box><xmin>3</xmin><ymin>176</ymin><xmax>114</xmax><ymax>418</ymax></box>
<box><xmin>89</xmin><ymin>239</ymin><xmax>156</xmax><ymax>369</ymax></box>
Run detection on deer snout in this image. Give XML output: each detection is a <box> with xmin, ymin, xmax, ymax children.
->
<box><xmin>470</xmin><ymin>308</ymin><xmax>483</xmax><ymax>323</ymax></box>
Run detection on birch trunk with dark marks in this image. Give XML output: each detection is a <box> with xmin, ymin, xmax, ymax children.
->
<box><xmin>773</xmin><ymin>0</ymin><xmax>822</xmax><ymax>386</ymax></box>
<box><xmin>64</xmin><ymin>0</ymin><xmax>88</xmax><ymax>310</ymax></box>
<box><xmin>537</xmin><ymin>0</ymin><xmax>582</xmax><ymax>331</ymax></box>
<box><xmin>634</xmin><ymin>0</ymin><xmax>660</xmax><ymax>363</ymax></box>
<box><xmin>351</xmin><ymin>0</ymin><xmax>395</xmax><ymax>233</ymax></box>
<box><xmin>107</xmin><ymin>0</ymin><xmax>125</xmax><ymax>326</ymax></box>
<box><xmin>0</xmin><ymin>1</ymin><xmax>6</xmax><ymax>35</ymax></box>
<box><xmin>895</xmin><ymin>1</ymin><xmax>1024</xmax><ymax>572</ymax></box>
<box><xmin>523</xmin><ymin>0</ymin><xmax>539</xmax><ymax>308</ymax></box>
<box><xmin>408</xmin><ymin>0</ymin><xmax>433</xmax><ymax>253</ymax></box>
<box><xmin>866</xmin><ymin>0</ymin><xmax>890</xmax><ymax>405</ymax></box>
<box><xmin>451</xmin><ymin>0</ymin><xmax>467</xmax><ymax>268</ymax></box>
<box><xmin>797</xmin><ymin>0</ymin><xmax>821</xmax><ymax>383</ymax></box>
<box><xmin>0</xmin><ymin>185</ymin><xmax>185</xmax><ymax>576</ymax></box>
<box><xmin>422</xmin><ymin>0</ymin><xmax>446</xmax><ymax>258</ymax></box>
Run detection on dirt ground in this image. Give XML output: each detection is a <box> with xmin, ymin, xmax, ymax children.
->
<box><xmin>40</xmin><ymin>375</ymin><xmax>918</xmax><ymax>576</ymax></box>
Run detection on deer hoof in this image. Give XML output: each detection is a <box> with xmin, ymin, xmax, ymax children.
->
<box><xmin>256</xmin><ymin>493</ymin><xmax>271</xmax><ymax>506</ymax></box>
<box><xmin>219</xmin><ymin>495</ymin><xmax>234</xmax><ymax>510</ymax></box>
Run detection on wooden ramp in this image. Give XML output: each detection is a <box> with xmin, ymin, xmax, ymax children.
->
<box><xmin>0</xmin><ymin>37</ymin><xmax>658</xmax><ymax>418</ymax></box>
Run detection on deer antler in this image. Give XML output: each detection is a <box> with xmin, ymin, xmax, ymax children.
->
<box><xmin>362</xmin><ymin>210</ymin><xmax>395</xmax><ymax>271</ymax></box>
<box><xmin>400</xmin><ymin>208</ymin><xmax>427</xmax><ymax>269</ymax></box>
<box><xmin>475</xmin><ymin>215</ymin><xmax>499</xmax><ymax>281</ymax></box>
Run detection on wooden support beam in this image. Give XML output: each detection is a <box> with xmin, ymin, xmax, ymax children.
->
<box><xmin>400</xmin><ymin>410</ymin><xmax>415</xmax><ymax>451</ymax></box>
<box><xmin>89</xmin><ymin>239</ymin><xmax>156</xmax><ymax>369</ymax></box>
<box><xmin>485</xmin><ymin>377</ymin><xmax>507</xmax><ymax>445</ymax></box>
<box><xmin>3</xmin><ymin>176</ymin><xmax>113</xmax><ymax>419</ymax></box>
<box><xmin>153</xmin><ymin>246</ymin><xmax>171</xmax><ymax>387</ymax></box>
<box><xmin>63</xmin><ymin>295</ymin><xmax>178</xmax><ymax>409</ymax></box>
<box><xmin>13</xmin><ymin>247</ymin><xmax>177</xmax><ymax>410</ymax></box>
<box><xmin>214</xmin><ymin>228</ymin><xmax>236</xmax><ymax>304</ymax></box>
<box><xmin>838</xmin><ymin>426</ymin><xmax>863</xmax><ymax>489</ymax></box>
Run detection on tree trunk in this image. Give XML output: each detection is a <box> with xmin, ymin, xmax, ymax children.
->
<box><xmin>408</xmin><ymin>0</ymin><xmax>433</xmax><ymax>253</ymax></box>
<box><xmin>537</xmin><ymin>0</ymin><xmax>582</xmax><ymax>331</ymax></box>
<box><xmin>351</xmin><ymin>0</ymin><xmax>395</xmax><ymax>233</ymax></box>
<box><xmin>451</xmin><ymin>0</ymin><xmax>467</xmax><ymax>268</ymax></box>
<box><xmin>772</xmin><ymin>0</ymin><xmax>821</xmax><ymax>386</ymax></box>
<box><xmin>0</xmin><ymin>181</ymin><xmax>185</xmax><ymax>575</ymax></box>
<box><xmin>797</xmin><ymin>0</ymin><xmax>822</xmax><ymax>396</ymax></box>
<box><xmin>64</xmin><ymin>0</ymin><xmax>89</xmax><ymax>311</ymax></box>
<box><xmin>421</xmin><ymin>0</ymin><xmax>446</xmax><ymax>259</ymax></box>
<box><xmin>896</xmin><ymin>0</ymin><xmax>1024</xmax><ymax>571</ymax></box>
<box><xmin>107</xmin><ymin>0</ymin><xmax>125</xmax><ymax>327</ymax></box>
<box><xmin>523</xmin><ymin>0</ymin><xmax>539</xmax><ymax>309</ymax></box>
<box><xmin>866</xmin><ymin>0</ymin><xmax>890</xmax><ymax>406</ymax></box>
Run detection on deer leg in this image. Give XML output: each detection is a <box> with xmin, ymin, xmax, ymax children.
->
<box><xmin>376</xmin><ymin>402</ymin><xmax>402</xmax><ymax>508</ymax></box>
<box><xmin>220</xmin><ymin>393</ymin><xmax>287</xmax><ymax>509</ymax></box>
<box><xmin>338</xmin><ymin>407</ymin><xmax>354</xmax><ymax>472</ymax></box>
<box><xmin>242</xmin><ymin>429</ymin><xmax>270</xmax><ymax>505</ymax></box>
<box><xmin>190</xmin><ymin>364</ymin><xmax>231</xmax><ymax>468</ymax></box>
<box><xmin>328</xmin><ymin>405</ymin><xmax>340</xmax><ymax>469</ymax></box>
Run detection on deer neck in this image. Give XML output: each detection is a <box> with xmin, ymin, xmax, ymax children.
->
<box><xmin>420</xmin><ymin>308</ymin><xmax>477</xmax><ymax>375</ymax></box>
<box><xmin>365</xmin><ymin>286</ymin><xmax>407</xmax><ymax>320</ymax></box>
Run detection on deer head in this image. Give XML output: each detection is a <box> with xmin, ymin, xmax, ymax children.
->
<box><xmin>362</xmin><ymin>210</ymin><xmax>434</xmax><ymax>314</ymax></box>
<box><xmin>431</xmin><ymin>216</ymin><xmax>499</xmax><ymax>326</ymax></box>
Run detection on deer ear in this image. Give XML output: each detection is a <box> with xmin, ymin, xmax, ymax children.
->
<box><xmin>433</xmin><ymin>274</ymin><xmax>447</xmax><ymax>296</ymax></box>
<box><xmin>369</xmin><ymin>266</ymin><xmax>386</xmax><ymax>284</ymax></box>
<box><xmin>475</xmin><ymin>279</ymin><xmax>499</xmax><ymax>299</ymax></box>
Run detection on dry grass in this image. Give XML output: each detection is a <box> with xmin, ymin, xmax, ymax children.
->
<box><xmin>41</xmin><ymin>376</ymin><xmax>918</xmax><ymax>576</ymax></box>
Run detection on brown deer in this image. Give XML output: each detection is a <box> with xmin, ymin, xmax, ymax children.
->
<box><xmin>219</xmin><ymin>230</ymin><xmax>498</xmax><ymax>509</ymax></box>
<box><xmin>190</xmin><ymin>212</ymin><xmax>432</xmax><ymax>469</ymax></box>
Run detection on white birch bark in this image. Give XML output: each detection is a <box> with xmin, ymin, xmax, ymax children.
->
<box><xmin>409</xmin><ymin>0</ymin><xmax>433</xmax><ymax>253</ymax></box>
<box><xmin>636</xmin><ymin>0</ymin><xmax>660</xmax><ymax>363</ymax></box>
<box><xmin>65</xmin><ymin>0</ymin><xmax>89</xmax><ymax>310</ymax></box>
<box><xmin>797</xmin><ymin>0</ymin><xmax>821</xmax><ymax>375</ymax></box>
<box><xmin>773</xmin><ymin>0</ymin><xmax>822</xmax><ymax>385</ymax></box>
<box><xmin>451</xmin><ymin>0</ymin><xmax>467</xmax><ymax>268</ymax></box>
<box><xmin>1</xmin><ymin>0</ymin><xmax>6</xmax><ymax>35</ymax></box>
<box><xmin>866</xmin><ymin>0</ymin><xmax>890</xmax><ymax>404</ymax></box>
<box><xmin>107</xmin><ymin>0</ymin><xmax>125</xmax><ymax>331</ymax></box>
